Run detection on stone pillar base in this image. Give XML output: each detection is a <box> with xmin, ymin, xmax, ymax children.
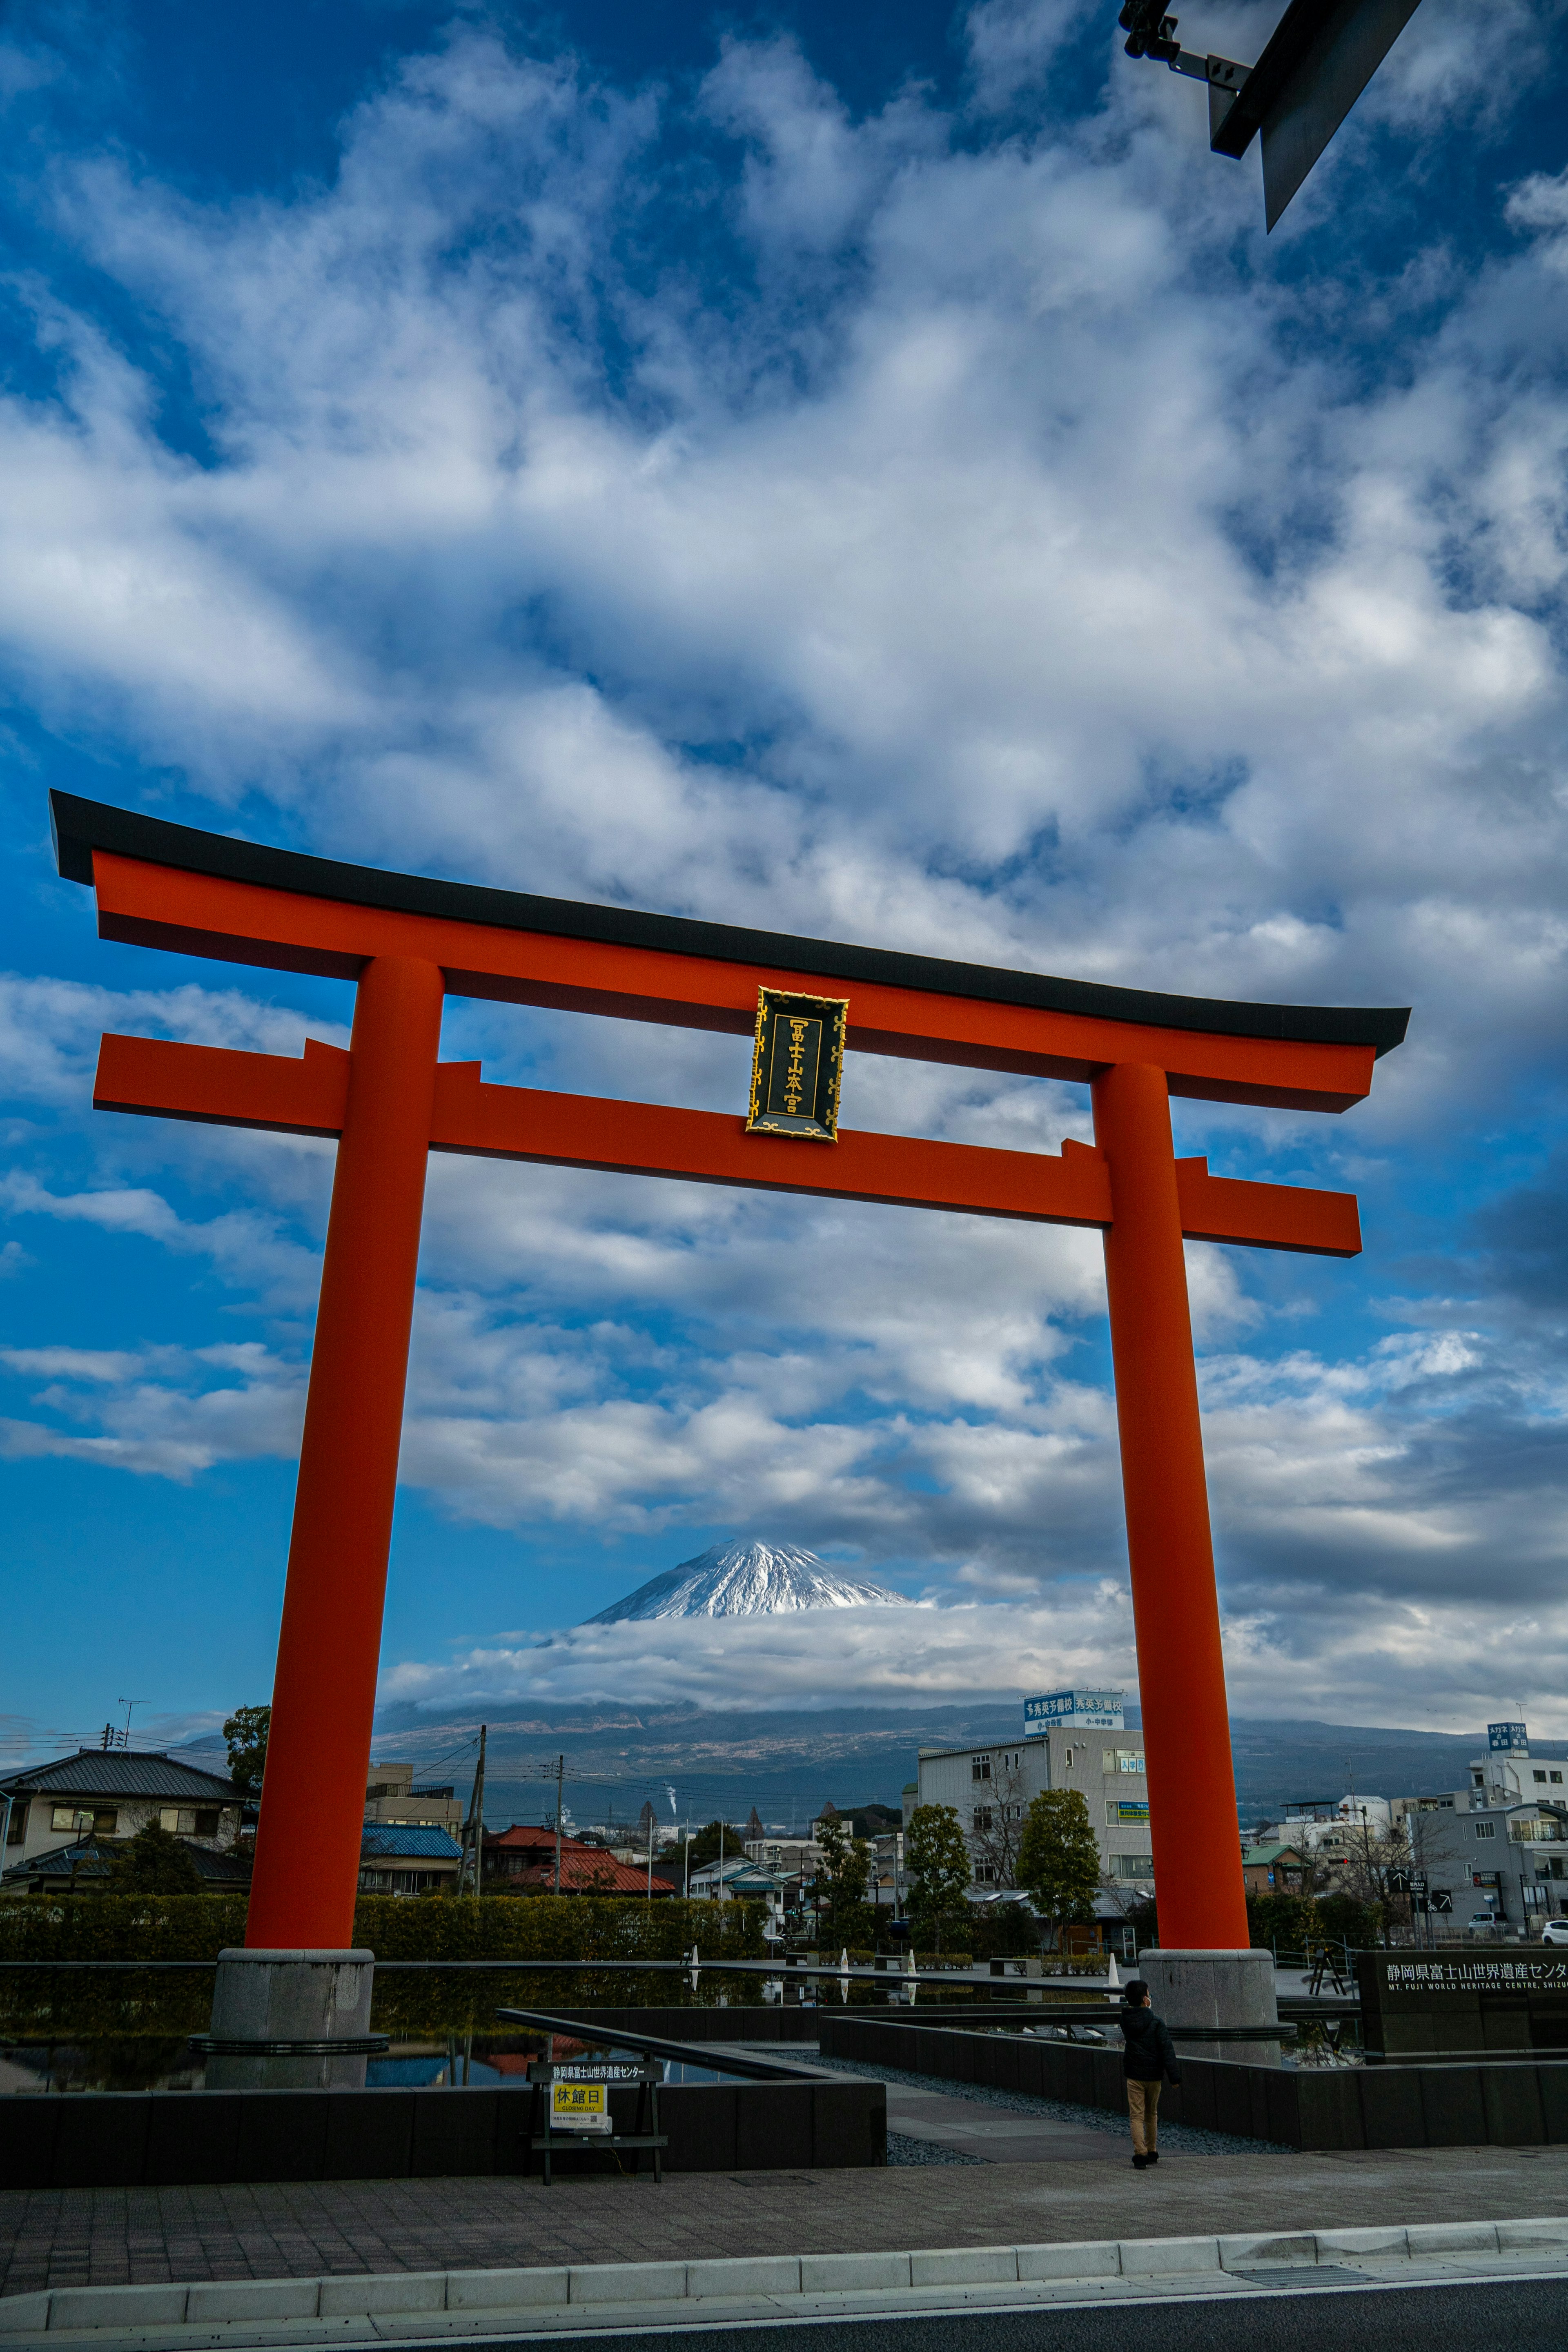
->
<box><xmin>203</xmin><ymin>1948</ymin><xmax>377</xmax><ymax>2090</ymax></box>
<box><xmin>1137</xmin><ymin>1947</ymin><xmax>1280</xmax><ymax>2069</ymax></box>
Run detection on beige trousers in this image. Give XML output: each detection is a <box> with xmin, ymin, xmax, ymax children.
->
<box><xmin>1126</xmin><ymin>2077</ymin><xmax>1161</xmax><ymax>2155</ymax></box>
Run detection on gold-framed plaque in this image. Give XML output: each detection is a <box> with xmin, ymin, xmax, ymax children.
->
<box><xmin>746</xmin><ymin>988</ymin><xmax>847</xmax><ymax>1142</ymax></box>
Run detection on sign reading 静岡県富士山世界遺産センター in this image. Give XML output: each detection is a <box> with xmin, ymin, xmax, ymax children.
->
<box><xmin>1382</xmin><ymin>1959</ymin><xmax>1568</xmax><ymax>1993</ymax></box>
<box><xmin>746</xmin><ymin>989</ymin><xmax>848</xmax><ymax>1141</ymax></box>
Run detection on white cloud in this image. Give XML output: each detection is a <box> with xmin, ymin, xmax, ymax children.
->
<box><xmin>379</xmin><ymin>1580</ymin><xmax>1568</xmax><ymax>1740</ymax></box>
<box><xmin>0</xmin><ymin>1337</ymin><xmax>304</xmax><ymax>1481</ymax></box>
<box><xmin>0</xmin><ymin>16</ymin><xmax>1566</xmax><ymax>1727</ymax></box>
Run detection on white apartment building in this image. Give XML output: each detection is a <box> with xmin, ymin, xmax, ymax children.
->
<box><xmin>912</xmin><ymin>1691</ymin><xmax>1152</xmax><ymax>1895</ymax></box>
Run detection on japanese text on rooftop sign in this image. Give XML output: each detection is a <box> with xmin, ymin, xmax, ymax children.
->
<box><xmin>1025</xmin><ymin>1690</ymin><xmax>1125</xmax><ymax>1731</ymax></box>
<box><xmin>1488</xmin><ymin>1722</ymin><xmax>1529</xmax><ymax>1752</ymax></box>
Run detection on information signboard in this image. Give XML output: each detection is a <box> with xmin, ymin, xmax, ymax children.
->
<box><xmin>551</xmin><ymin>2078</ymin><xmax>612</xmax><ymax>2134</ymax></box>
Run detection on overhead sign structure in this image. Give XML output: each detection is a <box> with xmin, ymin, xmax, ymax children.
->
<box><xmin>1025</xmin><ymin>1690</ymin><xmax>1127</xmax><ymax>1731</ymax></box>
<box><xmin>1118</xmin><ymin>0</ymin><xmax>1428</xmax><ymax>229</ymax></box>
<box><xmin>50</xmin><ymin>790</ymin><xmax>1407</xmax><ymax>1956</ymax></box>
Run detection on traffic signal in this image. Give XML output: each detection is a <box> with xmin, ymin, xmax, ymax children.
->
<box><xmin>1119</xmin><ymin>0</ymin><xmax>1428</xmax><ymax>229</ymax></box>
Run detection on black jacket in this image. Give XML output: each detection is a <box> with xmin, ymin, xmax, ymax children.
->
<box><xmin>1120</xmin><ymin>2004</ymin><xmax>1181</xmax><ymax>2082</ymax></box>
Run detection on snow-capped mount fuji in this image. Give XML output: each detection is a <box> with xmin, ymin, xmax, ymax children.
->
<box><xmin>584</xmin><ymin>1541</ymin><xmax>909</xmax><ymax>1624</ymax></box>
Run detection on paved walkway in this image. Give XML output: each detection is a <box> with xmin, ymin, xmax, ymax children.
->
<box><xmin>6</xmin><ymin>2147</ymin><xmax>1568</xmax><ymax>2299</ymax></box>
<box><xmin>883</xmin><ymin>2083</ymin><xmax>1117</xmax><ymax>2162</ymax></box>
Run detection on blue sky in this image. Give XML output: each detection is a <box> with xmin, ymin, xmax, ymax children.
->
<box><xmin>3</xmin><ymin>0</ymin><xmax>1568</xmax><ymax>1766</ymax></box>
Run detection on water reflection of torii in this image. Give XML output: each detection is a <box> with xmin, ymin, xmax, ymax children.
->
<box><xmin>50</xmin><ymin>790</ymin><xmax>1408</xmax><ymax>1960</ymax></box>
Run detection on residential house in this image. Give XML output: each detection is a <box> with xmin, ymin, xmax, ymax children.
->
<box><xmin>479</xmin><ymin>1826</ymin><xmax>673</xmax><ymax>1894</ymax></box>
<box><xmin>1242</xmin><ymin>1843</ymin><xmax>1306</xmax><ymax>1895</ymax></box>
<box><xmin>0</xmin><ymin>1751</ymin><xmax>245</xmax><ymax>1873</ymax></box>
<box><xmin>358</xmin><ymin>1823</ymin><xmax>462</xmax><ymax>1895</ymax></box>
<box><xmin>2</xmin><ymin>1835</ymin><xmax>252</xmax><ymax>1893</ymax></box>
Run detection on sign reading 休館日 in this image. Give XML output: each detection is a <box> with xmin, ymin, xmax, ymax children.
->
<box><xmin>550</xmin><ymin>2077</ymin><xmax>613</xmax><ymax>2133</ymax></box>
<box><xmin>1025</xmin><ymin>1690</ymin><xmax>1125</xmax><ymax>1732</ymax></box>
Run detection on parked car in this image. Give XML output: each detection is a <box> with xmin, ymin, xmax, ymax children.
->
<box><xmin>1467</xmin><ymin>1911</ymin><xmax>1500</xmax><ymax>1936</ymax></box>
<box><xmin>1541</xmin><ymin>1919</ymin><xmax>1568</xmax><ymax>1947</ymax></box>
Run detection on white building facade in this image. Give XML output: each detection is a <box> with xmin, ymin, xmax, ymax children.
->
<box><xmin>912</xmin><ymin>1690</ymin><xmax>1152</xmax><ymax>1897</ymax></box>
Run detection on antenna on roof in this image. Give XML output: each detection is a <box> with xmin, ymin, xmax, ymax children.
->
<box><xmin>1118</xmin><ymin>0</ymin><xmax>1427</xmax><ymax>230</ymax></box>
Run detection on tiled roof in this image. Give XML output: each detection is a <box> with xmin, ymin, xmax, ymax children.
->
<box><xmin>0</xmin><ymin>1751</ymin><xmax>243</xmax><ymax>1802</ymax></box>
<box><xmin>360</xmin><ymin>1822</ymin><xmax>462</xmax><ymax>1859</ymax></box>
<box><xmin>499</xmin><ymin>1853</ymin><xmax>671</xmax><ymax>1894</ymax></box>
<box><xmin>1243</xmin><ymin>1844</ymin><xmax>1304</xmax><ymax>1865</ymax></box>
<box><xmin>0</xmin><ymin>1838</ymin><xmax>252</xmax><ymax>1887</ymax></box>
<box><xmin>484</xmin><ymin>1826</ymin><xmax>605</xmax><ymax>1852</ymax></box>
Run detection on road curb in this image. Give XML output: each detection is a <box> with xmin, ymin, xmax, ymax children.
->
<box><xmin>5</xmin><ymin>2214</ymin><xmax>1568</xmax><ymax>2338</ymax></box>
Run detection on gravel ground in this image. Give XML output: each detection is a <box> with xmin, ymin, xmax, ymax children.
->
<box><xmin>884</xmin><ymin>2129</ymin><xmax>986</xmax><ymax>2167</ymax></box>
<box><xmin>809</xmin><ymin>2050</ymin><xmax>1296</xmax><ymax>2157</ymax></box>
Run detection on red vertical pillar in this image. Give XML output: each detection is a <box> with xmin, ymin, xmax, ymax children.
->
<box><xmin>246</xmin><ymin>957</ymin><xmax>444</xmax><ymax>1949</ymax></box>
<box><xmin>1092</xmin><ymin>1059</ymin><xmax>1248</xmax><ymax>1950</ymax></box>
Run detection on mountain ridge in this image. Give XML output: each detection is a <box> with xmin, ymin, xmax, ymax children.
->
<box><xmin>176</xmin><ymin>1705</ymin><xmax>1562</xmax><ymax>1833</ymax></box>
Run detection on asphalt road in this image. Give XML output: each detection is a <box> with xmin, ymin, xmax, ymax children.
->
<box><xmin>482</xmin><ymin>2276</ymin><xmax>1568</xmax><ymax>2352</ymax></box>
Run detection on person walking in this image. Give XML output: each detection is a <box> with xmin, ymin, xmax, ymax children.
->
<box><xmin>1120</xmin><ymin>1978</ymin><xmax>1180</xmax><ymax>2169</ymax></box>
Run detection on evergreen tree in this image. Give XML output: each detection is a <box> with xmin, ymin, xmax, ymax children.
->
<box><xmin>904</xmin><ymin>1803</ymin><xmax>971</xmax><ymax>1950</ymax></box>
<box><xmin>816</xmin><ymin>1815</ymin><xmax>874</xmax><ymax>1949</ymax></box>
<box><xmin>687</xmin><ymin>1818</ymin><xmax>749</xmax><ymax>1866</ymax></box>
<box><xmin>223</xmin><ymin>1704</ymin><xmax>270</xmax><ymax>1795</ymax></box>
<box><xmin>109</xmin><ymin>1820</ymin><xmax>205</xmax><ymax>1894</ymax></box>
<box><xmin>1016</xmin><ymin>1789</ymin><xmax>1101</xmax><ymax>1947</ymax></box>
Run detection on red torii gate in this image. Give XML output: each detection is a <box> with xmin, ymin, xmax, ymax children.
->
<box><xmin>51</xmin><ymin>791</ymin><xmax>1408</xmax><ymax>1953</ymax></box>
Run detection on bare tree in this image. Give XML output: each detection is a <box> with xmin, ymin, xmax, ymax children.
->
<box><xmin>1319</xmin><ymin>1809</ymin><xmax>1414</xmax><ymax>1932</ymax></box>
<box><xmin>967</xmin><ymin>1758</ymin><xmax>1031</xmax><ymax>1889</ymax></box>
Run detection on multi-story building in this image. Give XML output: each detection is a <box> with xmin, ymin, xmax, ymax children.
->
<box><xmin>912</xmin><ymin>1690</ymin><xmax>1152</xmax><ymax>1897</ymax></box>
<box><xmin>1403</xmin><ymin>1726</ymin><xmax>1568</xmax><ymax>1926</ymax></box>
<box><xmin>363</xmin><ymin>1761</ymin><xmax>465</xmax><ymax>1837</ymax></box>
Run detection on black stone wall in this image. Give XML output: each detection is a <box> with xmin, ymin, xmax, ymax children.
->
<box><xmin>0</xmin><ymin>2072</ymin><xmax>884</xmax><ymax>2189</ymax></box>
<box><xmin>818</xmin><ymin>2012</ymin><xmax>1568</xmax><ymax>2151</ymax></box>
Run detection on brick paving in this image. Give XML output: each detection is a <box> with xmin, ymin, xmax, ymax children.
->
<box><xmin>5</xmin><ymin>2147</ymin><xmax>1568</xmax><ymax>2297</ymax></box>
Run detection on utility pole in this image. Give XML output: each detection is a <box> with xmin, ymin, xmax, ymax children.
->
<box><xmin>717</xmin><ymin>1818</ymin><xmax>726</xmax><ymax>1903</ymax></box>
<box><xmin>466</xmin><ymin>1725</ymin><xmax>487</xmax><ymax>1899</ymax></box>
<box><xmin>554</xmin><ymin>1754</ymin><xmax>564</xmax><ymax>1894</ymax></box>
<box><xmin>646</xmin><ymin>1809</ymin><xmax>654</xmax><ymax>1899</ymax></box>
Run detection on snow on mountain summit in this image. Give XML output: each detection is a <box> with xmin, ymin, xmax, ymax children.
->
<box><xmin>584</xmin><ymin>1541</ymin><xmax>909</xmax><ymax>1624</ymax></box>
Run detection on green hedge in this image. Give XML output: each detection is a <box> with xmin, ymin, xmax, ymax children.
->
<box><xmin>0</xmin><ymin>1892</ymin><xmax>767</xmax><ymax>2040</ymax></box>
<box><xmin>0</xmin><ymin>1894</ymin><xmax>249</xmax><ymax>1960</ymax></box>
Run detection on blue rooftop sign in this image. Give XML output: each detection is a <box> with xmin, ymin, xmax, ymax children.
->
<box><xmin>1488</xmin><ymin>1722</ymin><xmax>1529</xmax><ymax>1753</ymax></box>
<box><xmin>1025</xmin><ymin>1689</ymin><xmax>1125</xmax><ymax>1732</ymax></box>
